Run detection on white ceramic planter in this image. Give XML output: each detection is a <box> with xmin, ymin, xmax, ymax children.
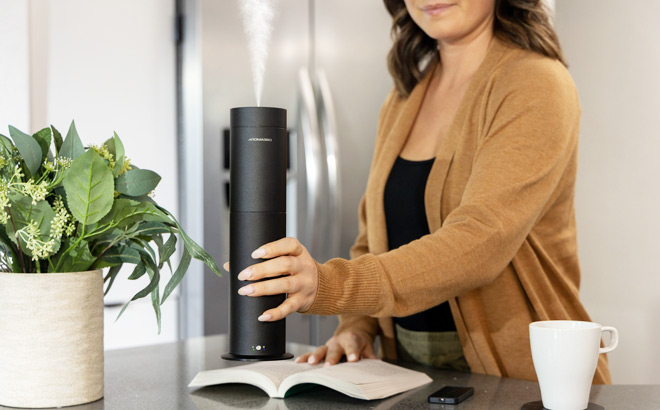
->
<box><xmin>0</xmin><ymin>270</ymin><xmax>104</xmax><ymax>408</ymax></box>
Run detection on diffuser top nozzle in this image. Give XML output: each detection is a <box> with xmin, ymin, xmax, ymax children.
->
<box><xmin>231</xmin><ymin>107</ymin><xmax>286</xmax><ymax>129</ymax></box>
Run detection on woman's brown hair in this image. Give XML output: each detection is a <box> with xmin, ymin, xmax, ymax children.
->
<box><xmin>384</xmin><ymin>0</ymin><xmax>566</xmax><ymax>97</ymax></box>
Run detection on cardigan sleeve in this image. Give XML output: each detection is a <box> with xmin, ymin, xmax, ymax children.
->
<box><xmin>306</xmin><ymin>57</ymin><xmax>581</xmax><ymax>317</ymax></box>
<box><xmin>333</xmin><ymin>196</ymin><xmax>380</xmax><ymax>342</ymax></box>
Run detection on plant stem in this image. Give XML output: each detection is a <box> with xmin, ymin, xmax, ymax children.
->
<box><xmin>6</xmin><ymin>207</ymin><xmax>27</xmax><ymax>273</ymax></box>
<box><xmin>84</xmin><ymin>223</ymin><xmax>116</xmax><ymax>238</ymax></box>
<box><xmin>53</xmin><ymin>224</ymin><xmax>86</xmax><ymax>272</ymax></box>
<box><xmin>90</xmin><ymin>241</ymin><xmax>116</xmax><ymax>269</ymax></box>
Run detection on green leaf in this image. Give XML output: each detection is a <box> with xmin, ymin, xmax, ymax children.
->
<box><xmin>133</xmin><ymin>221</ymin><xmax>171</xmax><ymax>237</ymax></box>
<box><xmin>103</xmin><ymin>264</ymin><xmax>122</xmax><ymax>296</ymax></box>
<box><xmin>115</xmin><ymin>169</ymin><xmax>161</xmax><ymax>197</ymax></box>
<box><xmin>134</xmin><ymin>249</ymin><xmax>159</xmax><ymax>296</ymax></box>
<box><xmin>161</xmin><ymin>247</ymin><xmax>190</xmax><ymax>305</ymax></box>
<box><xmin>98</xmin><ymin>198</ymin><xmax>169</xmax><ymax>229</ymax></box>
<box><xmin>137</xmin><ymin>249</ymin><xmax>162</xmax><ymax>333</ymax></box>
<box><xmin>128</xmin><ymin>261</ymin><xmax>147</xmax><ymax>280</ymax></box>
<box><xmin>99</xmin><ymin>245</ymin><xmax>141</xmax><ymax>266</ymax></box>
<box><xmin>116</xmin><ymin>193</ymin><xmax>157</xmax><ymax>205</ymax></box>
<box><xmin>115</xmin><ymin>250</ymin><xmax>161</xmax><ymax>327</ymax></box>
<box><xmin>8</xmin><ymin>125</ymin><xmax>42</xmax><ymax>176</ymax></box>
<box><xmin>160</xmin><ymin>206</ymin><xmax>221</xmax><ymax>277</ymax></box>
<box><xmin>124</xmin><ymin>251</ymin><xmax>160</xmax><ymax>306</ymax></box>
<box><xmin>32</xmin><ymin>127</ymin><xmax>52</xmax><ymax>159</ymax></box>
<box><xmin>51</xmin><ymin>125</ymin><xmax>63</xmax><ymax>154</ymax></box>
<box><xmin>52</xmin><ymin>239</ymin><xmax>94</xmax><ymax>272</ymax></box>
<box><xmin>105</xmin><ymin>132</ymin><xmax>125</xmax><ymax>177</ymax></box>
<box><xmin>116</xmin><ymin>302</ymin><xmax>131</xmax><ymax>322</ymax></box>
<box><xmin>150</xmin><ymin>272</ymin><xmax>162</xmax><ymax>334</ymax></box>
<box><xmin>63</xmin><ymin>150</ymin><xmax>115</xmax><ymax>225</ymax></box>
<box><xmin>0</xmin><ymin>227</ymin><xmax>22</xmax><ymax>272</ymax></box>
<box><xmin>131</xmin><ymin>237</ymin><xmax>157</xmax><ymax>263</ymax></box>
<box><xmin>59</xmin><ymin>120</ymin><xmax>85</xmax><ymax>160</ymax></box>
<box><xmin>5</xmin><ymin>193</ymin><xmax>60</xmax><ymax>258</ymax></box>
<box><xmin>158</xmin><ymin>233</ymin><xmax>177</xmax><ymax>269</ymax></box>
<box><xmin>0</xmin><ymin>133</ymin><xmax>14</xmax><ymax>153</ymax></box>
<box><xmin>153</xmin><ymin>234</ymin><xmax>169</xmax><ymax>270</ymax></box>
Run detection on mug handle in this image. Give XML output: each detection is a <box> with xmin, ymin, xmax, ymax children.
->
<box><xmin>599</xmin><ymin>326</ymin><xmax>619</xmax><ymax>354</ymax></box>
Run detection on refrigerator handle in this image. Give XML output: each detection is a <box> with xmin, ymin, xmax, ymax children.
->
<box><xmin>316</xmin><ymin>70</ymin><xmax>342</xmax><ymax>259</ymax></box>
<box><xmin>296</xmin><ymin>67</ymin><xmax>324</xmax><ymax>258</ymax></box>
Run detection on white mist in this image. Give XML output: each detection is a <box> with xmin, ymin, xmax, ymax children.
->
<box><xmin>238</xmin><ymin>0</ymin><xmax>279</xmax><ymax>107</ymax></box>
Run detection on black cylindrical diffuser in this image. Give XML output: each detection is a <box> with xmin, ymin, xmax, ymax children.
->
<box><xmin>223</xmin><ymin>107</ymin><xmax>292</xmax><ymax>361</ymax></box>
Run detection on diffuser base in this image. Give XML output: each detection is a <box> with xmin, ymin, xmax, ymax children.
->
<box><xmin>222</xmin><ymin>352</ymin><xmax>294</xmax><ymax>362</ymax></box>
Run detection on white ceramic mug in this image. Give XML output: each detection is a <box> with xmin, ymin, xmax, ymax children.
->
<box><xmin>529</xmin><ymin>320</ymin><xmax>618</xmax><ymax>410</ymax></box>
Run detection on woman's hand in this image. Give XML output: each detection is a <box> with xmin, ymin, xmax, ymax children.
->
<box><xmin>295</xmin><ymin>330</ymin><xmax>377</xmax><ymax>366</ymax></box>
<box><xmin>232</xmin><ymin>237</ymin><xmax>319</xmax><ymax>322</ymax></box>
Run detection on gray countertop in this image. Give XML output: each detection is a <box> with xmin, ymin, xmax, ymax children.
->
<box><xmin>3</xmin><ymin>334</ymin><xmax>658</xmax><ymax>410</ymax></box>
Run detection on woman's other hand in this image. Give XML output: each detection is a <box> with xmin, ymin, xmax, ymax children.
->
<box><xmin>236</xmin><ymin>237</ymin><xmax>319</xmax><ymax>321</ymax></box>
<box><xmin>295</xmin><ymin>330</ymin><xmax>377</xmax><ymax>366</ymax></box>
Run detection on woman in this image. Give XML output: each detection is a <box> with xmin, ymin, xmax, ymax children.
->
<box><xmin>231</xmin><ymin>0</ymin><xmax>612</xmax><ymax>382</ymax></box>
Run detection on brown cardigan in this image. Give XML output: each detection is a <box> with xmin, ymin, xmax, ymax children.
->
<box><xmin>305</xmin><ymin>39</ymin><xmax>611</xmax><ymax>383</ymax></box>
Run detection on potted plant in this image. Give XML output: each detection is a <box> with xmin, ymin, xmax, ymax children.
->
<box><xmin>0</xmin><ymin>121</ymin><xmax>221</xmax><ymax>408</ymax></box>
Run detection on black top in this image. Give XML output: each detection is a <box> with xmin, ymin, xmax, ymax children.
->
<box><xmin>383</xmin><ymin>156</ymin><xmax>456</xmax><ymax>332</ymax></box>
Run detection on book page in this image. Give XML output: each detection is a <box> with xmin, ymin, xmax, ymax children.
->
<box><xmin>189</xmin><ymin>361</ymin><xmax>318</xmax><ymax>397</ymax></box>
<box><xmin>280</xmin><ymin>359</ymin><xmax>432</xmax><ymax>400</ymax></box>
<box><xmin>190</xmin><ymin>359</ymin><xmax>431</xmax><ymax>400</ymax></box>
<box><xmin>234</xmin><ymin>361</ymin><xmax>318</xmax><ymax>387</ymax></box>
<box><xmin>312</xmin><ymin>359</ymin><xmax>427</xmax><ymax>384</ymax></box>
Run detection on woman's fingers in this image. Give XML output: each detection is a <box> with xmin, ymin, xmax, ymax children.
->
<box><xmin>233</xmin><ymin>237</ymin><xmax>318</xmax><ymax>321</ymax></box>
<box><xmin>295</xmin><ymin>352</ymin><xmax>312</xmax><ymax>363</ymax></box>
<box><xmin>238</xmin><ymin>275</ymin><xmax>297</xmax><ymax>297</ymax></box>
<box><xmin>361</xmin><ymin>342</ymin><xmax>378</xmax><ymax>360</ymax></box>
<box><xmin>294</xmin><ymin>332</ymin><xmax>377</xmax><ymax>366</ymax></box>
<box><xmin>236</xmin><ymin>237</ymin><xmax>307</xmax><ymax>281</ymax></box>
<box><xmin>237</xmin><ymin>255</ymin><xmax>299</xmax><ymax>281</ymax></box>
<box><xmin>252</xmin><ymin>237</ymin><xmax>305</xmax><ymax>260</ymax></box>
<box><xmin>257</xmin><ymin>297</ymin><xmax>304</xmax><ymax>322</ymax></box>
<box><xmin>307</xmin><ymin>346</ymin><xmax>329</xmax><ymax>364</ymax></box>
<box><xmin>241</xmin><ymin>276</ymin><xmax>317</xmax><ymax>319</ymax></box>
<box><xmin>327</xmin><ymin>331</ymin><xmax>377</xmax><ymax>366</ymax></box>
<box><xmin>324</xmin><ymin>346</ymin><xmax>344</xmax><ymax>366</ymax></box>
<box><xmin>295</xmin><ymin>346</ymin><xmax>328</xmax><ymax>364</ymax></box>
<box><xmin>338</xmin><ymin>333</ymin><xmax>363</xmax><ymax>362</ymax></box>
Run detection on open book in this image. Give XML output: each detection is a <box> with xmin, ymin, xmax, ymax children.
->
<box><xmin>188</xmin><ymin>359</ymin><xmax>432</xmax><ymax>400</ymax></box>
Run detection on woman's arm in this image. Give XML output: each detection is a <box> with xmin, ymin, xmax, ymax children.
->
<box><xmin>304</xmin><ymin>59</ymin><xmax>581</xmax><ymax>318</ymax></box>
<box><xmin>295</xmin><ymin>196</ymin><xmax>381</xmax><ymax>365</ymax></box>
<box><xmin>237</xmin><ymin>59</ymin><xmax>579</xmax><ymax>320</ymax></box>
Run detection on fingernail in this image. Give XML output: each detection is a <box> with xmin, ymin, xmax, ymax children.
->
<box><xmin>251</xmin><ymin>248</ymin><xmax>267</xmax><ymax>259</ymax></box>
<box><xmin>237</xmin><ymin>268</ymin><xmax>252</xmax><ymax>281</ymax></box>
<box><xmin>257</xmin><ymin>313</ymin><xmax>272</xmax><ymax>322</ymax></box>
<box><xmin>348</xmin><ymin>354</ymin><xmax>357</xmax><ymax>362</ymax></box>
<box><xmin>238</xmin><ymin>285</ymin><xmax>254</xmax><ymax>296</ymax></box>
<box><xmin>223</xmin><ymin>262</ymin><xmax>229</xmax><ymax>272</ymax></box>
<box><xmin>324</xmin><ymin>361</ymin><xmax>331</xmax><ymax>367</ymax></box>
<box><xmin>308</xmin><ymin>356</ymin><xmax>316</xmax><ymax>364</ymax></box>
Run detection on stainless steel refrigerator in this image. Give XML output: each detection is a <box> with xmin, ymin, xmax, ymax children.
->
<box><xmin>177</xmin><ymin>0</ymin><xmax>394</xmax><ymax>345</ymax></box>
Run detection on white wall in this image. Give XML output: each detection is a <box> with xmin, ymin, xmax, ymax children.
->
<box><xmin>556</xmin><ymin>0</ymin><xmax>660</xmax><ymax>384</ymax></box>
<box><xmin>0</xmin><ymin>0</ymin><xmax>179</xmax><ymax>349</ymax></box>
<box><xmin>0</xmin><ymin>1</ymin><xmax>30</xmax><ymax>131</ymax></box>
